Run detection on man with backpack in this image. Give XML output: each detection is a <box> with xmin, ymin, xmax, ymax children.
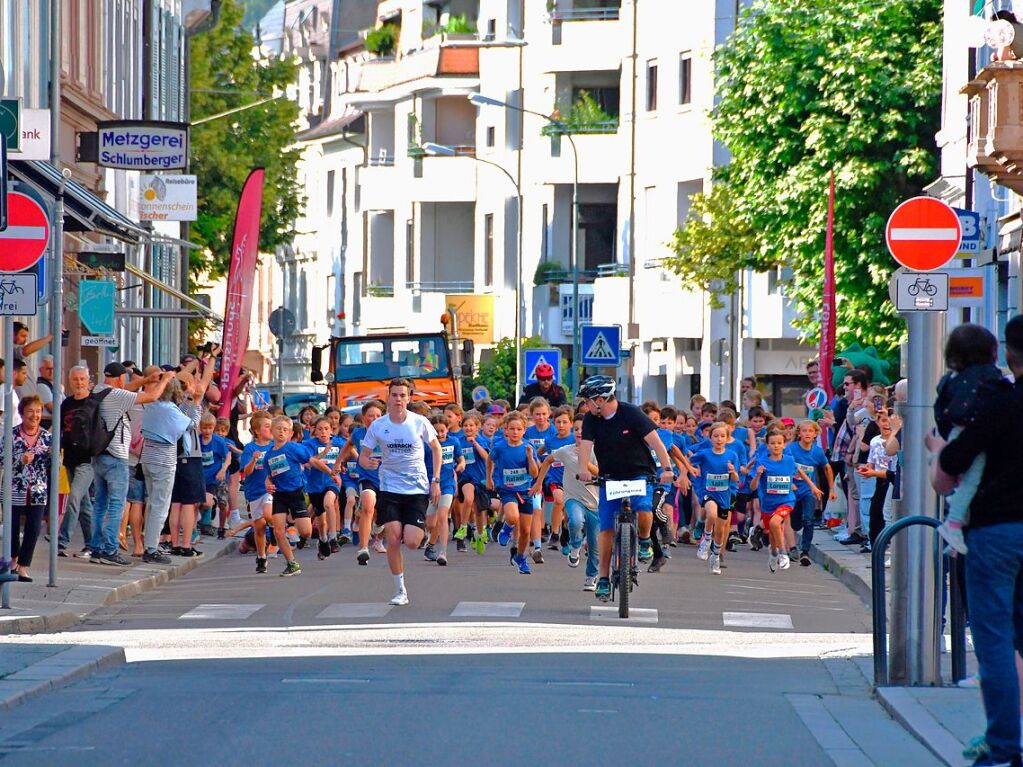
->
<box><xmin>61</xmin><ymin>363</ymin><xmax>173</xmax><ymax>566</ymax></box>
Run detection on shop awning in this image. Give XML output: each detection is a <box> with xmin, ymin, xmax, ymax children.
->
<box><xmin>124</xmin><ymin>262</ymin><xmax>223</xmax><ymax>324</ymax></box>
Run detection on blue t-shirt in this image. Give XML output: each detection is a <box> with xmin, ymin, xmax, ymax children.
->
<box><xmin>490</xmin><ymin>441</ymin><xmax>532</xmax><ymax>492</ymax></box>
<box><xmin>200</xmin><ymin>434</ymin><xmax>229</xmax><ymax>485</ymax></box>
<box><xmin>725</xmin><ymin>437</ymin><xmax>749</xmax><ymax>492</ymax></box>
<box><xmin>351</xmin><ymin>426</ymin><xmax>381</xmax><ymax>485</ymax></box>
<box><xmin>425</xmin><ymin>436</ymin><xmax>459</xmax><ymax>495</ymax></box>
<box><xmin>690</xmin><ymin>449</ymin><xmax>735</xmax><ymax>508</ymax></box>
<box><xmin>785</xmin><ymin>442</ymin><xmax>828</xmax><ymax>499</ymax></box>
<box><xmin>524</xmin><ymin>424</ymin><xmax>556</xmax><ymax>457</ymax></box>
<box><xmin>544</xmin><ymin>433</ymin><xmax>575</xmax><ymax>486</ymax></box>
<box><xmin>460</xmin><ymin>434</ymin><xmax>490</xmax><ymax>485</ymax></box>
<box><xmin>304</xmin><ymin>436</ymin><xmax>344</xmax><ymax>494</ymax></box>
<box><xmin>265</xmin><ymin>442</ymin><xmax>314</xmax><ymax>494</ymax></box>
<box><xmin>240</xmin><ymin>441</ymin><xmax>273</xmax><ymax>503</ymax></box>
<box><xmin>754</xmin><ymin>454</ymin><xmax>798</xmax><ymax>512</ymax></box>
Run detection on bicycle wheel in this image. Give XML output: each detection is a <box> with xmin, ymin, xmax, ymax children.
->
<box><xmin>618</xmin><ymin>524</ymin><xmax>631</xmax><ymax>619</ymax></box>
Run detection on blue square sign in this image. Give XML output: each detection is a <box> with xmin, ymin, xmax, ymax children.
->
<box><xmin>580</xmin><ymin>325</ymin><xmax>621</xmax><ymax>367</ymax></box>
<box><xmin>524</xmin><ymin>348</ymin><xmax>562</xmax><ymax>385</ymax></box>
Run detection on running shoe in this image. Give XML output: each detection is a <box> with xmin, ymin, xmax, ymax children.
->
<box><xmin>357</xmin><ymin>548</ymin><xmax>370</xmax><ymax>566</ymax></box>
<box><xmin>647</xmin><ymin>556</ymin><xmax>666</xmax><ymax>573</ymax></box>
<box><xmin>424</xmin><ymin>543</ymin><xmax>438</xmax><ymax>561</ymax></box>
<box><xmin>389</xmin><ymin>589</ymin><xmax>409</xmax><ymax>606</ymax></box>
<box><xmin>938</xmin><ymin>521</ymin><xmax>968</xmax><ymax>555</ymax></box>
<box><xmin>142</xmin><ymin>549</ymin><xmax>171</xmax><ymax>565</ymax></box>
<box><xmin>547</xmin><ymin>533</ymin><xmax>560</xmax><ymax>551</ymax></box>
<box><xmin>317</xmin><ymin>539</ymin><xmax>331</xmax><ymax>560</ymax></box>
<box><xmin>281</xmin><ymin>560</ymin><xmax>301</xmax><ymax>577</ymax></box>
<box><xmin>778</xmin><ymin>552</ymin><xmax>791</xmax><ymax>570</ymax></box>
<box><xmin>568</xmin><ymin>547</ymin><xmax>581</xmax><ymax>568</ymax></box>
<box><xmin>696</xmin><ymin>536</ymin><xmax>711</xmax><ymax>561</ymax></box>
<box><xmin>437</xmin><ymin>551</ymin><xmax>448</xmax><ymax>566</ymax></box>
<box><xmin>453</xmin><ymin>525</ymin><xmax>468</xmax><ymax>541</ymax></box>
<box><xmin>255</xmin><ymin>557</ymin><xmax>267</xmax><ymax>574</ymax></box>
<box><xmin>372</xmin><ymin>537</ymin><xmax>387</xmax><ymax>554</ymax></box>
<box><xmin>481</xmin><ymin>527</ymin><xmax>490</xmax><ymax>545</ymax></box>
<box><xmin>217</xmin><ymin>528</ymin><xmax>225</xmax><ymax>540</ymax></box>
<box><xmin>749</xmin><ymin>527</ymin><xmax>764</xmax><ymax>551</ymax></box>
<box><xmin>799</xmin><ymin>552</ymin><xmax>812</xmax><ymax>567</ymax></box>
<box><xmin>692</xmin><ymin>520</ymin><xmax>705</xmax><ymax>541</ymax></box>
<box><xmin>472</xmin><ymin>534</ymin><xmax>485</xmax><ymax>555</ymax></box>
<box><xmin>594</xmin><ymin>577</ymin><xmax>611</xmax><ymax>600</ymax></box>
<box><xmin>339</xmin><ymin>528</ymin><xmax>352</xmax><ymax>545</ymax></box>
<box><xmin>768</xmin><ymin>552</ymin><xmax>778</xmax><ymax>573</ymax></box>
<box><xmin>329</xmin><ymin>538</ymin><xmax>340</xmax><ymax>554</ymax></box>
<box><xmin>638</xmin><ymin>540</ymin><xmax>653</xmax><ymax>562</ymax></box>
<box><xmin>710</xmin><ymin>553</ymin><xmax>721</xmax><ymax>575</ymax></box>
<box><xmin>583</xmin><ymin>576</ymin><xmax>597</xmax><ymax>591</ymax></box>
<box><xmin>497</xmin><ymin>524</ymin><xmax>512</xmax><ymax>547</ymax></box>
<box><xmin>679</xmin><ymin>527</ymin><xmax>692</xmax><ymax>545</ymax></box>
<box><xmin>561</xmin><ymin>544</ymin><xmax>571</xmax><ymax>556</ymax></box>
<box><xmin>455</xmin><ymin>539</ymin><xmax>467</xmax><ymax>553</ymax></box>
<box><xmin>514</xmin><ymin>554</ymin><xmax>532</xmax><ymax>574</ymax></box>
<box><xmin>491</xmin><ymin>520</ymin><xmax>503</xmax><ymax>544</ymax></box>
<box><xmin>532</xmin><ymin>548</ymin><xmax>544</xmax><ymax>564</ymax></box>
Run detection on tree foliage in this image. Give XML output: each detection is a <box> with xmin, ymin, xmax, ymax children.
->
<box><xmin>466</xmin><ymin>336</ymin><xmax>546</xmax><ymax>402</ymax></box>
<box><xmin>665</xmin><ymin>0</ymin><xmax>942</xmax><ymax>352</ymax></box>
<box><xmin>189</xmin><ymin>0</ymin><xmax>303</xmax><ymax>281</ymax></box>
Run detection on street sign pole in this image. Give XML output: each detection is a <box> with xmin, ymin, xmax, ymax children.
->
<box><xmin>1</xmin><ymin>315</ymin><xmax>13</xmax><ymax>608</ymax></box>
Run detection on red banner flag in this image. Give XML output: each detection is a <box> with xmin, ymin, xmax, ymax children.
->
<box><xmin>819</xmin><ymin>172</ymin><xmax>836</xmax><ymax>402</ymax></box>
<box><xmin>217</xmin><ymin>168</ymin><xmax>265</xmax><ymax>418</ymax></box>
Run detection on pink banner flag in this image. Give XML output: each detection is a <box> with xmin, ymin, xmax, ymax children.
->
<box><xmin>819</xmin><ymin>171</ymin><xmax>837</xmax><ymax>402</ymax></box>
<box><xmin>217</xmin><ymin>168</ymin><xmax>264</xmax><ymax>417</ymax></box>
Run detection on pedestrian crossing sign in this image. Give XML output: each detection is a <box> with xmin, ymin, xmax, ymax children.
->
<box><xmin>580</xmin><ymin>325</ymin><xmax>621</xmax><ymax>366</ymax></box>
<box><xmin>523</xmin><ymin>348</ymin><xmax>562</xmax><ymax>384</ymax></box>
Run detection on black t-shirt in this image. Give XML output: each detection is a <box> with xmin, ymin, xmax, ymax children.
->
<box><xmin>581</xmin><ymin>401</ymin><xmax>658</xmax><ymax>479</ymax></box>
<box><xmin>59</xmin><ymin>395</ymin><xmax>92</xmax><ymax>469</ymax></box>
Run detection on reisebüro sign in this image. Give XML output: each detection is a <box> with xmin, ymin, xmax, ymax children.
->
<box><xmin>96</xmin><ymin>120</ymin><xmax>188</xmax><ymax>171</ymax></box>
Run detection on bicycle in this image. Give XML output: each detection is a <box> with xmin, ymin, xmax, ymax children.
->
<box><xmin>590</xmin><ymin>476</ymin><xmax>647</xmax><ymax>619</ymax></box>
<box><xmin>906</xmin><ymin>277</ymin><xmax>937</xmax><ymax>297</ymax></box>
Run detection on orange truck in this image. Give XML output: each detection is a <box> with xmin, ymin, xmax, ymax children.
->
<box><xmin>311</xmin><ymin>331</ymin><xmax>474</xmax><ymax>409</ymax></box>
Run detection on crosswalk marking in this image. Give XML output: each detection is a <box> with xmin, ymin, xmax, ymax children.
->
<box><xmin>451</xmin><ymin>601</ymin><xmax>525</xmax><ymax>618</ymax></box>
<box><xmin>722</xmin><ymin>611</ymin><xmax>794</xmax><ymax>629</ymax></box>
<box><xmin>589</xmin><ymin>606</ymin><xmax>659</xmax><ymax>623</ymax></box>
<box><xmin>179</xmin><ymin>604</ymin><xmax>264</xmax><ymax>620</ymax></box>
<box><xmin>316</xmin><ymin>603</ymin><xmax>394</xmax><ymax>619</ymax></box>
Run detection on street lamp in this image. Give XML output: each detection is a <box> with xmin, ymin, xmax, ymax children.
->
<box><xmin>467</xmin><ymin>93</ymin><xmax>582</xmax><ymax>392</ymax></box>
<box><xmin>422</xmin><ymin>142</ymin><xmax>525</xmax><ymax>401</ymax></box>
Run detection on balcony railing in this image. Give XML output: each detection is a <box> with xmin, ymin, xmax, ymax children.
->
<box><xmin>542</xmin><ymin>120</ymin><xmax>619</xmax><ymax>136</ymax></box>
<box><xmin>407</xmin><ymin>280</ymin><xmax>476</xmax><ymax>293</ymax></box>
<box><xmin>549</xmin><ymin>7</ymin><xmax>621</xmax><ymax>21</ymax></box>
<box><xmin>366</xmin><ymin>284</ymin><xmax>394</xmax><ymax>297</ymax></box>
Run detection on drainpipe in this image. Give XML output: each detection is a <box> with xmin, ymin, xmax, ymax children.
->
<box><xmin>626</xmin><ymin>0</ymin><xmax>638</xmax><ymax>402</ymax></box>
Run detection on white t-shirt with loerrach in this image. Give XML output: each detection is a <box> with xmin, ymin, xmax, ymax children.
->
<box><xmin>362</xmin><ymin>410</ymin><xmax>438</xmax><ymax>495</ymax></box>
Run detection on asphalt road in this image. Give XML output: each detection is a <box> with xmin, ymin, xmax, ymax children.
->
<box><xmin>0</xmin><ymin>538</ymin><xmax>941</xmax><ymax>766</ymax></box>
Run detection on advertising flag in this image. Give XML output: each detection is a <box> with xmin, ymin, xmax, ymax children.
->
<box><xmin>819</xmin><ymin>171</ymin><xmax>837</xmax><ymax>402</ymax></box>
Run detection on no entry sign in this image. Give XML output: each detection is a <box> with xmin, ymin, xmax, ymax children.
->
<box><xmin>0</xmin><ymin>192</ymin><xmax>49</xmax><ymax>272</ymax></box>
<box><xmin>886</xmin><ymin>196</ymin><xmax>961</xmax><ymax>272</ymax></box>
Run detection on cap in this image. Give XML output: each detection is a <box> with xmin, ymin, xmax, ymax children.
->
<box><xmin>780</xmin><ymin>417</ymin><xmax>796</xmax><ymax>426</ymax></box>
<box><xmin>104</xmin><ymin>362</ymin><xmax>128</xmax><ymax>377</ymax></box>
<box><xmin>160</xmin><ymin>364</ymin><xmax>176</xmax><ymax>372</ymax></box>
<box><xmin>487</xmin><ymin>404</ymin><xmax>506</xmax><ymax>415</ymax></box>
<box><xmin>697</xmin><ymin>420</ymin><xmax>714</xmax><ymax>430</ymax></box>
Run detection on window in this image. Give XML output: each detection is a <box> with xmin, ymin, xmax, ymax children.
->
<box><xmin>486</xmin><ymin>126</ymin><xmax>495</xmax><ymax>147</ymax></box>
<box><xmin>646</xmin><ymin>60</ymin><xmax>658</xmax><ymax>111</ymax></box>
<box><xmin>484</xmin><ymin>213</ymin><xmax>494</xmax><ymax>287</ymax></box>
<box><xmin>326</xmin><ymin>170</ymin><xmax>335</xmax><ymax>217</ymax></box>
<box><xmin>679</xmin><ymin>52</ymin><xmax>692</xmax><ymax>105</ymax></box>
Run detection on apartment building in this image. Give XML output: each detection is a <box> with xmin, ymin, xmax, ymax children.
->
<box><xmin>279</xmin><ymin>0</ymin><xmax>815</xmax><ymax>409</ymax></box>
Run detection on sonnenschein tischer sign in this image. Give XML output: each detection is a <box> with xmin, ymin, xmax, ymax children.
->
<box><xmin>96</xmin><ymin>120</ymin><xmax>188</xmax><ymax>171</ymax></box>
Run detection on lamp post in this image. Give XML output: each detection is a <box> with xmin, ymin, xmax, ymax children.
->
<box><xmin>467</xmin><ymin>93</ymin><xmax>582</xmax><ymax>392</ymax></box>
<box><xmin>423</xmin><ymin>142</ymin><xmax>524</xmax><ymax>400</ymax></box>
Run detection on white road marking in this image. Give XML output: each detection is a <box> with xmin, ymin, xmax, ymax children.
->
<box><xmin>451</xmin><ymin>601</ymin><xmax>525</xmax><ymax>618</ymax></box>
<box><xmin>548</xmin><ymin>681</ymin><xmax>634</xmax><ymax>687</ymax></box>
<box><xmin>589</xmin><ymin>606</ymin><xmax>658</xmax><ymax>623</ymax></box>
<box><xmin>889</xmin><ymin>227</ymin><xmax>958</xmax><ymax>241</ymax></box>
<box><xmin>577</xmin><ymin>709</ymin><xmax>619</xmax><ymax>713</ymax></box>
<box><xmin>281</xmin><ymin>678</ymin><xmax>371</xmax><ymax>684</ymax></box>
<box><xmin>316</xmin><ymin>603</ymin><xmax>395</xmax><ymax>619</ymax></box>
<box><xmin>179</xmin><ymin>604</ymin><xmax>264</xmax><ymax>620</ymax></box>
<box><xmin>723</xmin><ymin>611</ymin><xmax>794</xmax><ymax>629</ymax></box>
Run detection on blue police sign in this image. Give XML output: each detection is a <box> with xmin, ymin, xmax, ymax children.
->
<box><xmin>580</xmin><ymin>325</ymin><xmax>621</xmax><ymax>367</ymax></box>
<box><xmin>524</xmin><ymin>348</ymin><xmax>562</xmax><ymax>385</ymax></box>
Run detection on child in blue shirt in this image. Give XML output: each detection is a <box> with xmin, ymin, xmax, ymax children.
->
<box><xmin>542</xmin><ymin>407</ymin><xmax>576</xmax><ymax>554</ymax></box>
<box><xmin>238</xmin><ymin>412</ymin><xmax>273</xmax><ymax>573</ymax></box>
<box><xmin>423</xmin><ymin>416</ymin><xmax>465</xmax><ymax>566</ymax></box>
<box><xmin>525</xmin><ymin>398</ymin><xmax>558</xmax><ymax>558</ymax></box>
<box><xmin>457</xmin><ymin>413</ymin><xmax>494</xmax><ymax>554</ymax></box>
<box><xmin>304</xmin><ymin>416</ymin><xmax>346</xmax><ymax>560</ymax></box>
<box><xmin>198</xmin><ymin>412</ymin><xmax>231</xmax><ymax>538</ymax></box>
<box><xmin>689</xmin><ymin>422</ymin><xmax>741</xmax><ymax>575</ymax></box>
<box><xmin>487</xmin><ymin>411</ymin><xmax>538</xmax><ymax>574</ymax></box>
<box><xmin>786</xmin><ymin>419</ymin><xmax>834</xmax><ymax>565</ymax></box>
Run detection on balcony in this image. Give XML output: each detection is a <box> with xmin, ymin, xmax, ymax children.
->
<box><xmin>359</xmin><ymin>163</ymin><xmax>398</xmax><ymax>210</ymax></box>
<box><xmin>356</xmin><ymin>39</ymin><xmax>481</xmax><ymax>94</ymax></box>
<box><xmin>546</xmin><ymin>2</ymin><xmax>625</xmax><ymax>71</ymax></box>
<box><xmin>411</xmin><ymin>155</ymin><xmax>478</xmax><ymax>201</ymax></box>
<box><xmin>964</xmin><ymin>62</ymin><xmax>1023</xmax><ymax>194</ymax></box>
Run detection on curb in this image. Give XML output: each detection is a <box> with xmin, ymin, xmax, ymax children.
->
<box><xmin>0</xmin><ymin>539</ymin><xmax>239</xmax><ymax>636</ymax></box>
<box><xmin>809</xmin><ymin>538</ymin><xmax>872</xmax><ymax>606</ymax></box>
<box><xmin>875</xmin><ymin>687</ymin><xmax>964</xmax><ymax>767</ymax></box>
<box><xmin>0</xmin><ymin>644</ymin><xmax>126</xmax><ymax>712</ymax></box>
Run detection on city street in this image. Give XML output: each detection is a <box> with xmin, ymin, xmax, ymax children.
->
<box><xmin>0</xmin><ymin>540</ymin><xmax>941</xmax><ymax>766</ymax></box>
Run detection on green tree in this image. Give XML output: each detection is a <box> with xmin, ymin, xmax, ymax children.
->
<box><xmin>189</xmin><ymin>0</ymin><xmax>303</xmax><ymax>281</ymax></box>
<box><xmin>666</xmin><ymin>0</ymin><xmax>942</xmax><ymax>352</ymax></box>
<box><xmin>465</xmin><ymin>336</ymin><xmax>546</xmax><ymax>402</ymax></box>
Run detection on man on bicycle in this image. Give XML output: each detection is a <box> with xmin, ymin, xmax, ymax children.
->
<box><xmin>576</xmin><ymin>375</ymin><xmax>675</xmax><ymax>600</ymax></box>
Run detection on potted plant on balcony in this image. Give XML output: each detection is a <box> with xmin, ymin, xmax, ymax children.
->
<box><xmin>365</xmin><ymin>23</ymin><xmax>399</xmax><ymax>56</ymax></box>
<box><xmin>534</xmin><ymin>259</ymin><xmax>567</xmax><ymax>286</ymax></box>
<box><xmin>424</xmin><ymin>13</ymin><xmax>477</xmax><ymax>39</ymax></box>
<box><xmin>542</xmin><ymin>90</ymin><xmax>619</xmax><ymax>135</ymax></box>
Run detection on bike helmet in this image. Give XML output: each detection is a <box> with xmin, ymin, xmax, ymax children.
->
<box><xmin>534</xmin><ymin>362</ymin><xmax>555</xmax><ymax>379</ymax></box>
<box><xmin>577</xmin><ymin>375</ymin><xmax>616</xmax><ymax>400</ymax></box>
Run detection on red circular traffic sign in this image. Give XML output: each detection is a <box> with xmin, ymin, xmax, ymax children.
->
<box><xmin>0</xmin><ymin>192</ymin><xmax>50</xmax><ymax>272</ymax></box>
<box><xmin>885</xmin><ymin>196</ymin><xmax>961</xmax><ymax>272</ymax></box>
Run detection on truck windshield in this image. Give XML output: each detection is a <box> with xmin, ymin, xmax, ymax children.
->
<box><xmin>334</xmin><ymin>336</ymin><xmax>451</xmax><ymax>383</ymax></box>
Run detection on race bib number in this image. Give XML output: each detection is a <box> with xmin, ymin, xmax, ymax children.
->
<box><xmin>253</xmin><ymin>452</ymin><xmax>265</xmax><ymax>470</ymax></box>
<box><xmin>267</xmin><ymin>454</ymin><xmax>290</xmax><ymax>477</ymax></box>
<box><xmin>552</xmin><ymin>461</ymin><xmax>564</xmax><ymax>469</ymax></box>
<box><xmin>322</xmin><ymin>447</ymin><xmax>340</xmax><ymax>464</ymax></box>
<box><xmin>529</xmin><ymin>438</ymin><xmax>545</xmax><ymax>453</ymax></box>
<box><xmin>706</xmin><ymin>472</ymin><xmax>729</xmax><ymax>492</ymax></box>
<box><xmin>605</xmin><ymin>479</ymin><xmax>647</xmax><ymax>500</ymax></box>
<box><xmin>346</xmin><ymin>460</ymin><xmax>358</xmax><ymax>477</ymax></box>
<box><xmin>442</xmin><ymin>445</ymin><xmax>455</xmax><ymax>465</ymax></box>
<box><xmin>503</xmin><ymin>467</ymin><xmax>528</xmax><ymax>486</ymax></box>
<box><xmin>766</xmin><ymin>475</ymin><xmax>791</xmax><ymax>495</ymax></box>
<box><xmin>202</xmin><ymin>451</ymin><xmax>214</xmax><ymax>467</ymax></box>
<box><xmin>796</xmin><ymin>463</ymin><xmax>815</xmax><ymax>481</ymax></box>
<box><xmin>462</xmin><ymin>447</ymin><xmax>475</xmax><ymax>464</ymax></box>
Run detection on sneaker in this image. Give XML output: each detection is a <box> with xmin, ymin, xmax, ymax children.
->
<box><xmin>561</xmin><ymin>544</ymin><xmax>571</xmax><ymax>556</ymax></box>
<box><xmin>190</xmin><ymin>547</ymin><xmax>203</xmax><ymax>558</ymax></box>
<box><xmin>836</xmin><ymin>531</ymin><xmax>866</xmax><ymax>545</ymax></box>
<box><xmin>594</xmin><ymin>577</ymin><xmax>611</xmax><ymax>600</ymax></box>
<box><xmin>789</xmin><ymin>546</ymin><xmax>799</xmax><ymax>560</ymax></box>
<box><xmin>547</xmin><ymin>533</ymin><xmax>560</xmax><ymax>551</ymax></box>
<box><xmin>372</xmin><ymin>538</ymin><xmax>387</xmax><ymax>554</ymax></box>
<box><xmin>227</xmin><ymin>511</ymin><xmax>243</xmax><ymax>529</ymax></box>
<box><xmin>389</xmin><ymin>589</ymin><xmax>409</xmax><ymax>606</ymax></box>
<box><xmin>158</xmin><ymin>542</ymin><xmax>173</xmax><ymax>553</ymax></box>
<box><xmin>938</xmin><ymin>521</ymin><xmax>968</xmax><ymax>555</ymax></box>
<box><xmin>583</xmin><ymin>576</ymin><xmax>597</xmax><ymax>591</ymax></box>
<box><xmin>471</xmin><ymin>534</ymin><xmax>485</xmax><ymax>555</ymax></box>
<box><xmin>514</xmin><ymin>554</ymin><xmax>531</xmax><ymax>574</ymax></box>
<box><xmin>497</xmin><ymin>525</ymin><xmax>512</xmax><ymax>547</ymax></box>
<box><xmin>453</xmin><ymin>525</ymin><xmax>468</xmax><ymax>541</ymax></box>
<box><xmin>455</xmin><ymin>539</ymin><xmax>467</xmax><ymax>553</ymax></box>
<box><xmin>142</xmin><ymin>550</ymin><xmax>172</xmax><ymax>565</ymax></box>
<box><xmin>778</xmin><ymin>553</ymin><xmax>791</xmax><ymax>570</ymax></box>
<box><xmin>859</xmin><ymin>542</ymin><xmax>872</xmax><ymax>554</ymax></box>
<box><xmin>647</xmin><ymin>556</ymin><xmax>667</xmax><ymax>573</ymax></box>
<box><xmin>73</xmin><ymin>548</ymin><xmax>92</xmax><ymax>560</ymax></box>
<box><xmin>710</xmin><ymin>553</ymin><xmax>721</xmax><ymax>575</ymax></box>
<box><xmin>963</xmin><ymin>736</ymin><xmax>990</xmax><ymax>761</ymax></box>
<box><xmin>692</xmin><ymin>520</ymin><xmax>705</xmax><ymax>541</ymax></box>
<box><xmin>255</xmin><ymin>557</ymin><xmax>268</xmax><ymax>574</ymax></box>
<box><xmin>329</xmin><ymin>539</ymin><xmax>340</xmax><ymax>554</ymax></box>
<box><xmin>280</xmin><ymin>560</ymin><xmax>301</xmax><ymax>577</ymax></box>
<box><xmin>424</xmin><ymin>543</ymin><xmax>438</xmax><ymax>561</ymax></box>
<box><xmin>357</xmin><ymin>548</ymin><xmax>370</xmax><ymax>566</ymax></box>
<box><xmin>58</xmin><ymin>548</ymin><xmax>68</xmax><ymax>558</ymax></box>
<box><xmin>568</xmin><ymin>547</ymin><xmax>581</xmax><ymax>568</ymax></box>
<box><xmin>638</xmin><ymin>540</ymin><xmax>654</xmax><ymax>562</ymax></box>
<box><xmin>970</xmin><ymin>757</ymin><xmax>1022</xmax><ymax>767</ymax></box>
<box><xmin>799</xmin><ymin>552</ymin><xmax>812</xmax><ymax>567</ymax></box>
<box><xmin>697</xmin><ymin>536</ymin><xmax>711</xmax><ymax>561</ymax></box>
<box><xmin>679</xmin><ymin>527</ymin><xmax>692</xmax><ymax>545</ymax></box>
<box><xmin>532</xmin><ymin>548</ymin><xmax>544</xmax><ymax>565</ymax></box>
<box><xmin>200</xmin><ymin>524</ymin><xmax>216</xmax><ymax>537</ymax></box>
<box><xmin>216</xmin><ymin>528</ymin><xmax>225</xmax><ymax>540</ymax></box>
<box><xmin>98</xmin><ymin>552</ymin><xmax>132</xmax><ymax>567</ymax></box>
<box><xmin>749</xmin><ymin>528</ymin><xmax>764</xmax><ymax>551</ymax></box>
<box><xmin>437</xmin><ymin>551</ymin><xmax>448</xmax><ymax>566</ymax></box>
<box><xmin>339</xmin><ymin>528</ymin><xmax>352</xmax><ymax>545</ymax></box>
<box><xmin>769</xmin><ymin>552</ymin><xmax>778</xmax><ymax>573</ymax></box>
<box><xmin>317</xmin><ymin>539</ymin><xmax>331</xmax><ymax>560</ymax></box>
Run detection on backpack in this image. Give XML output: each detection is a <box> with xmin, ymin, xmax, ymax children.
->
<box><xmin>62</xmin><ymin>388</ymin><xmax>118</xmax><ymax>458</ymax></box>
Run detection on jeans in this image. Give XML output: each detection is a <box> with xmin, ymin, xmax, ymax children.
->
<box><xmin>856</xmin><ymin>472</ymin><xmax>875</xmax><ymax>539</ymax></box>
<box><xmin>565</xmin><ymin>499</ymin><xmax>599</xmax><ymax>578</ymax></box>
<box><xmin>143</xmin><ymin>462</ymin><xmax>176</xmax><ymax>553</ymax></box>
<box><xmin>964</xmin><ymin>522</ymin><xmax>1023</xmax><ymax>762</ymax></box>
<box><xmin>89</xmin><ymin>453</ymin><xmax>130</xmax><ymax>556</ymax></box>
<box><xmin>58</xmin><ymin>462</ymin><xmax>94</xmax><ymax>549</ymax></box>
<box><xmin>792</xmin><ymin>493</ymin><xmax>816</xmax><ymax>554</ymax></box>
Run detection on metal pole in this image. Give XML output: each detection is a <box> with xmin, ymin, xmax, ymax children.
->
<box><xmin>47</xmin><ymin>0</ymin><xmax>63</xmax><ymax>588</ymax></box>
<box><xmin>566</xmin><ymin>134</ymin><xmax>580</xmax><ymax>391</ymax></box>
<box><xmin>516</xmin><ymin>190</ymin><xmax>523</xmax><ymax>403</ymax></box>
<box><xmin>2</xmin><ymin>316</ymin><xmax>14</xmax><ymax>608</ymax></box>
<box><xmin>278</xmin><ymin>337</ymin><xmax>285</xmax><ymax>407</ymax></box>
<box><xmin>889</xmin><ymin>309</ymin><xmax>945</xmax><ymax>685</ymax></box>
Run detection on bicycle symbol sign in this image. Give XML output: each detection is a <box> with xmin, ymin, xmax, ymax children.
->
<box><xmin>893</xmin><ymin>271</ymin><xmax>949</xmax><ymax>313</ymax></box>
<box><xmin>0</xmin><ymin>272</ymin><xmax>38</xmax><ymax>316</ymax></box>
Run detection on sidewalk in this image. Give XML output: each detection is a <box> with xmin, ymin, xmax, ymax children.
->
<box><xmin>810</xmin><ymin>527</ymin><xmax>983</xmax><ymax>767</ymax></box>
